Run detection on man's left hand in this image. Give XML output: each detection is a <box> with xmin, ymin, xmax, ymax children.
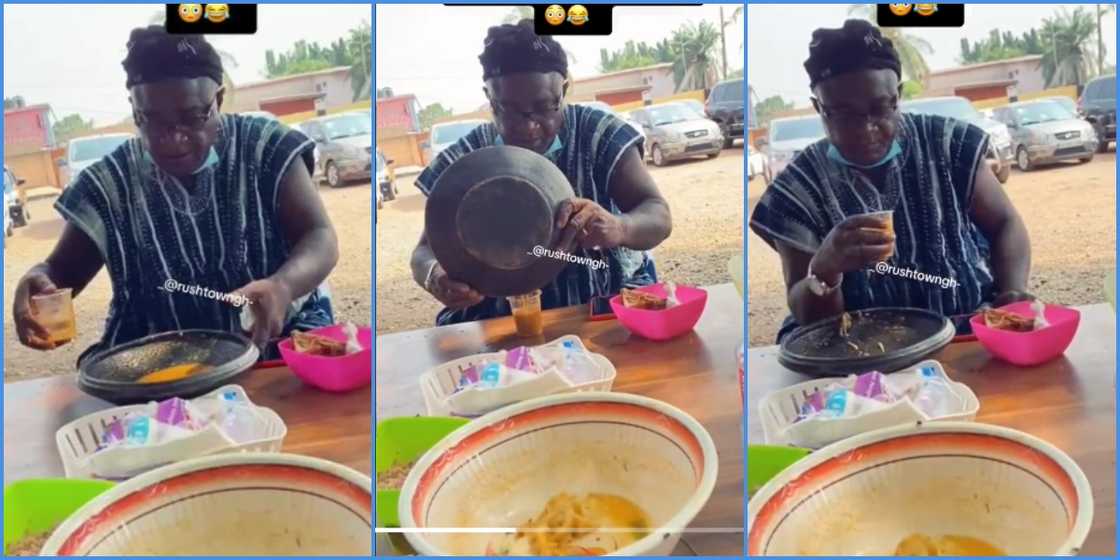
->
<box><xmin>234</xmin><ymin>278</ymin><xmax>294</xmax><ymax>350</ymax></box>
<box><xmin>555</xmin><ymin>198</ymin><xmax>628</xmax><ymax>250</ymax></box>
<box><xmin>991</xmin><ymin>289</ymin><xmax>1036</xmax><ymax>307</ymax></box>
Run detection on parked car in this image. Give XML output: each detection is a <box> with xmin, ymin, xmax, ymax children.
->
<box><xmin>706</xmin><ymin>78</ymin><xmax>744</xmax><ymax>148</ymax></box>
<box><xmin>4</xmin><ymin>166</ymin><xmax>28</xmax><ymax>238</ymax></box>
<box><xmin>59</xmin><ymin>133</ymin><xmax>133</xmax><ymax>187</ymax></box>
<box><xmin>747</xmin><ymin>143</ymin><xmax>771</xmax><ymax>183</ymax></box>
<box><xmin>297</xmin><ymin>111</ymin><xmax>372</xmax><ymax>188</ymax></box>
<box><xmin>375</xmin><ymin>150</ymin><xmax>397</xmax><ymax>209</ymax></box>
<box><xmin>1038</xmin><ymin>96</ymin><xmax>1077</xmax><ymax>117</ymax></box>
<box><xmin>681</xmin><ymin>99</ymin><xmax>706</xmax><ymax>118</ymax></box>
<box><xmin>577</xmin><ymin>101</ymin><xmax>646</xmax><ymax>143</ymax></box>
<box><xmin>766</xmin><ymin>114</ymin><xmax>827</xmax><ymax>177</ymax></box>
<box><xmin>991</xmin><ymin>99</ymin><xmax>1098</xmax><ymax>171</ymax></box>
<box><xmin>427</xmin><ymin>119</ymin><xmax>488</xmax><ymax>161</ymax></box>
<box><xmin>1079</xmin><ymin>74</ymin><xmax>1116</xmax><ymax>153</ymax></box>
<box><xmin>901</xmin><ymin>96</ymin><xmax>1014</xmax><ymax>183</ymax></box>
<box><xmin>629</xmin><ymin>102</ymin><xmax>724</xmax><ymax>166</ymax></box>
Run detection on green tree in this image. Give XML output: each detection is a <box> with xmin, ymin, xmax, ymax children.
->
<box><xmin>670</xmin><ymin>21</ymin><xmax>722</xmax><ymax>92</ymax></box>
<box><xmin>348</xmin><ymin>21</ymin><xmax>372</xmax><ymax>101</ymax></box>
<box><xmin>960</xmin><ymin>29</ymin><xmax>1043</xmax><ymax>64</ymax></box>
<box><xmin>753</xmin><ymin>94</ymin><xmax>794</xmax><ymax>126</ymax></box>
<box><xmin>417</xmin><ymin>103</ymin><xmax>454</xmax><ymax>130</ymax></box>
<box><xmin>848</xmin><ymin>4</ymin><xmax>934</xmax><ymax>84</ymax></box>
<box><xmin>4</xmin><ymin>96</ymin><xmax>26</xmax><ymax>110</ymax></box>
<box><xmin>264</xmin><ymin>22</ymin><xmax>373</xmax><ymax>101</ymax></box>
<box><xmin>901</xmin><ymin>79</ymin><xmax>923</xmax><ymax>99</ymax></box>
<box><xmin>1040</xmin><ymin>7</ymin><xmax>1100</xmax><ymax>88</ymax></box>
<box><xmin>598</xmin><ymin>40</ymin><xmax>673</xmax><ymax>73</ymax></box>
<box><xmin>52</xmin><ymin>114</ymin><xmax>94</xmax><ymax>143</ymax></box>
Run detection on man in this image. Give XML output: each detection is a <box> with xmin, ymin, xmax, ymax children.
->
<box><xmin>411</xmin><ymin>19</ymin><xmax>672</xmax><ymax>325</ymax></box>
<box><xmin>750</xmin><ymin>20</ymin><xmax>1032</xmax><ymax>342</ymax></box>
<box><xmin>12</xmin><ymin>26</ymin><xmax>339</xmax><ymax>361</ymax></box>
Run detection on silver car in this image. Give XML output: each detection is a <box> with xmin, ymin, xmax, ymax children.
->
<box><xmin>628</xmin><ymin>102</ymin><xmax>724</xmax><ymax>166</ymax></box>
<box><xmin>902</xmin><ymin>96</ymin><xmax>1014</xmax><ymax>183</ymax></box>
<box><xmin>577</xmin><ymin>101</ymin><xmax>645</xmax><ymax>143</ymax></box>
<box><xmin>765</xmin><ymin>114</ymin><xmax>826</xmax><ymax>177</ymax></box>
<box><xmin>991</xmin><ymin>100</ymin><xmax>1098</xmax><ymax>171</ymax></box>
<box><xmin>297</xmin><ymin>112</ymin><xmax>372</xmax><ymax>188</ymax></box>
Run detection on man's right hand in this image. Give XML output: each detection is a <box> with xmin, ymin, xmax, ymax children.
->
<box><xmin>13</xmin><ymin>269</ymin><xmax>60</xmax><ymax>350</ymax></box>
<box><xmin>810</xmin><ymin>214</ymin><xmax>896</xmax><ymax>283</ymax></box>
<box><xmin>426</xmin><ymin>263</ymin><xmax>485</xmax><ymax>310</ymax></box>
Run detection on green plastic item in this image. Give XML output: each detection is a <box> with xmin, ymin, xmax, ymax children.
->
<box><xmin>4</xmin><ymin>479</ymin><xmax>115</xmax><ymax>554</ymax></box>
<box><xmin>1105</xmin><ymin>270</ymin><xmax>1115</xmax><ymax>311</ymax></box>
<box><xmin>375</xmin><ymin>416</ymin><xmax>470</xmax><ymax>529</ymax></box>
<box><xmin>747</xmin><ymin>445</ymin><xmax>811</xmax><ymax>498</ymax></box>
<box><xmin>728</xmin><ymin>254</ymin><xmax>744</xmax><ymax>297</ymax></box>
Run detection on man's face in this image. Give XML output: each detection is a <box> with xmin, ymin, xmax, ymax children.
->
<box><xmin>485</xmin><ymin>72</ymin><xmax>566</xmax><ymax>154</ymax></box>
<box><xmin>813</xmin><ymin>68</ymin><xmax>902</xmax><ymax>166</ymax></box>
<box><xmin>130</xmin><ymin>77</ymin><xmax>223</xmax><ymax>178</ymax></box>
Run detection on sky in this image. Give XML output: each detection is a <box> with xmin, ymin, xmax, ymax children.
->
<box><xmin>376</xmin><ymin>4</ymin><xmax>744</xmax><ymax>114</ymax></box>
<box><xmin>3</xmin><ymin>3</ymin><xmax>371</xmax><ymax>126</ymax></box>
<box><xmin>748</xmin><ymin>3</ymin><xmax>1118</xmax><ymax>107</ymax></box>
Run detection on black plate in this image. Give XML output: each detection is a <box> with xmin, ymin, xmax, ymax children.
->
<box><xmin>425</xmin><ymin>145</ymin><xmax>576</xmax><ymax>297</ymax></box>
<box><xmin>78</xmin><ymin>330</ymin><xmax>259</xmax><ymax>405</ymax></box>
<box><xmin>779</xmin><ymin>307</ymin><xmax>955</xmax><ymax>377</ymax></box>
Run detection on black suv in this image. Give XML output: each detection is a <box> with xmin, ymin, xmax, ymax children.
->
<box><xmin>706</xmin><ymin>78</ymin><xmax>744</xmax><ymax>148</ymax></box>
<box><xmin>1080</xmin><ymin>74</ymin><xmax>1116</xmax><ymax>153</ymax></box>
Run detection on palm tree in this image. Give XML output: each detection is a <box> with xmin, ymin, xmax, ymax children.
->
<box><xmin>670</xmin><ymin>21</ymin><xmax>721</xmax><ymax>93</ymax></box>
<box><xmin>1041</xmin><ymin>7</ymin><xmax>1099</xmax><ymax>87</ymax></box>
<box><xmin>720</xmin><ymin>6</ymin><xmax>743</xmax><ymax>79</ymax></box>
<box><xmin>148</xmin><ymin>10</ymin><xmax>238</xmax><ymax>103</ymax></box>
<box><xmin>348</xmin><ymin>20</ymin><xmax>372</xmax><ymax>101</ymax></box>
<box><xmin>847</xmin><ymin>4</ymin><xmax>934</xmax><ymax>85</ymax></box>
<box><xmin>1096</xmin><ymin>4</ymin><xmax>1115</xmax><ymax>76</ymax></box>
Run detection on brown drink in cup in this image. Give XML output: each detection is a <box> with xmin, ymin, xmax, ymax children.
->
<box><xmin>507</xmin><ymin>290</ymin><xmax>544</xmax><ymax>337</ymax></box>
<box><xmin>865</xmin><ymin>210</ymin><xmax>895</xmax><ymax>260</ymax></box>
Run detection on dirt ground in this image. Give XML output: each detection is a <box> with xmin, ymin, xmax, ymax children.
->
<box><xmin>375</xmin><ymin>148</ymin><xmax>746</xmax><ymax>334</ymax></box>
<box><xmin>3</xmin><ymin>182</ymin><xmax>372</xmax><ymax>381</ymax></box>
<box><xmin>747</xmin><ymin>152</ymin><xmax>1118</xmax><ymax>348</ymax></box>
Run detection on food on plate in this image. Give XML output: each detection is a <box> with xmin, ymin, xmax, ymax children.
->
<box><xmin>9</xmin><ymin>529</ymin><xmax>53</xmax><ymax>556</ymax></box>
<box><xmin>982</xmin><ymin>308</ymin><xmax>1035</xmax><ymax>332</ymax></box>
<box><xmin>839</xmin><ymin>311</ymin><xmax>853</xmax><ymax>338</ymax></box>
<box><xmin>486</xmin><ymin>493</ymin><xmax>650</xmax><ymax>556</ymax></box>
<box><xmin>894</xmin><ymin>533</ymin><xmax>1004</xmax><ymax>556</ymax></box>
<box><xmin>137</xmin><ymin>362</ymin><xmax>207</xmax><ymax>384</ymax></box>
<box><xmin>377</xmin><ymin>460</ymin><xmax>415</xmax><ymax>490</ymax></box>
<box><xmin>621</xmin><ymin>288</ymin><xmax>667</xmax><ymax>310</ymax></box>
<box><xmin>291</xmin><ymin>330</ymin><xmax>347</xmax><ymax>356</ymax></box>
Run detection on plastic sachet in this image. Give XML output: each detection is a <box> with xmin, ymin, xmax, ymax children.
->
<box><xmin>665</xmin><ymin>281</ymin><xmax>680</xmax><ymax>307</ymax></box>
<box><xmin>1032</xmin><ymin>299</ymin><xmax>1051</xmax><ymax>330</ymax></box>
<box><xmin>794</xmin><ymin>367</ymin><xmax>962</xmax><ymax>423</ymax></box>
<box><xmin>455</xmin><ymin>347</ymin><xmax>542</xmax><ymax>392</ymax></box>
<box><xmin>342</xmin><ymin>322</ymin><xmax>362</xmax><ymax>354</ymax></box>
<box><xmin>91</xmin><ymin>390</ymin><xmax>270</xmax><ymax>479</ymax></box>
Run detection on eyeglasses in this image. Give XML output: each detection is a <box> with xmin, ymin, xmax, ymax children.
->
<box><xmin>490</xmin><ymin>99</ymin><xmax>564</xmax><ymax>126</ymax></box>
<box><xmin>814</xmin><ymin>97</ymin><xmax>898</xmax><ymax>129</ymax></box>
<box><xmin>135</xmin><ymin>97</ymin><xmax>218</xmax><ymax>138</ymax></box>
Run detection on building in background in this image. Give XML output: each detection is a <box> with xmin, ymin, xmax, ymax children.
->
<box><xmin>3</xmin><ymin>104</ymin><xmax>64</xmax><ymax>190</ymax></box>
<box><xmin>227</xmin><ymin>66</ymin><xmax>353</xmax><ymax>116</ymax></box>
<box><xmin>568</xmin><ymin>63</ymin><xmax>675</xmax><ymax>106</ymax></box>
<box><xmin>925</xmin><ymin>55</ymin><xmax>1045</xmax><ymax>102</ymax></box>
<box><xmin>375</xmin><ymin>94</ymin><xmax>422</xmax><ymax>133</ymax></box>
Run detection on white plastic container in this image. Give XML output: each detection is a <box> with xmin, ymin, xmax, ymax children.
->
<box><xmin>759</xmin><ymin>360</ymin><xmax>979</xmax><ymax>449</ymax></box>
<box><xmin>419</xmin><ymin>335</ymin><xmax>616</xmax><ymax>417</ymax></box>
<box><xmin>55</xmin><ymin>385</ymin><xmax>287</xmax><ymax>479</ymax></box>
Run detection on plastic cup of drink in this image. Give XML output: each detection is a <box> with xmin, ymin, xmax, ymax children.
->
<box><xmin>507</xmin><ymin>290</ymin><xmax>544</xmax><ymax>337</ymax></box>
<box><xmin>31</xmin><ymin>288</ymin><xmax>76</xmax><ymax>345</ymax></box>
<box><xmin>860</xmin><ymin>210</ymin><xmax>895</xmax><ymax>259</ymax></box>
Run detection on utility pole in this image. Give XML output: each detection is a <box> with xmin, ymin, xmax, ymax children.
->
<box><xmin>719</xmin><ymin>6</ymin><xmax>728</xmax><ymax>79</ymax></box>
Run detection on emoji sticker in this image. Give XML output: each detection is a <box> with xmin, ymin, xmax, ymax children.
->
<box><xmin>205</xmin><ymin>3</ymin><xmax>230</xmax><ymax>23</ymax></box>
<box><xmin>888</xmin><ymin>4</ymin><xmax>913</xmax><ymax>17</ymax></box>
<box><xmin>915</xmin><ymin>4</ymin><xmax>938</xmax><ymax>16</ymax></box>
<box><xmin>567</xmin><ymin>5</ymin><xmax>589</xmax><ymax>26</ymax></box>
<box><xmin>544</xmin><ymin>5</ymin><xmax>566</xmax><ymax>26</ymax></box>
<box><xmin>178</xmin><ymin>3</ymin><xmax>203</xmax><ymax>23</ymax></box>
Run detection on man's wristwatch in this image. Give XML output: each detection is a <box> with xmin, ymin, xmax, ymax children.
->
<box><xmin>806</xmin><ymin>265</ymin><xmax>842</xmax><ymax>297</ymax></box>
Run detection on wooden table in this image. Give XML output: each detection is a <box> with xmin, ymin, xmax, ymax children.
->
<box><xmin>3</xmin><ymin>365</ymin><xmax>372</xmax><ymax>482</ymax></box>
<box><xmin>747</xmin><ymin>303</ymin><xmax>1117</xmax><ymax>556</ymax></box>
<box><xmin>376</xmin><ymin>283</ymin><xmax>745</xmax><ymax>556</ymax></box>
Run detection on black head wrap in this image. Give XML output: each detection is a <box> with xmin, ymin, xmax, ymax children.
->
<box><xmin>122</xmin><ymin>25</ymin><xmax>223</xmax><ymax>89</ymax></box>
<box><xmin>804</xmin><ymin>19</ymin><xmax>901</xmax><ymax>90</ymax></box>
<box><xmin>479</xmin><ymin>19</ymin><xmax>568</xmax><ymax>81</ymax></box>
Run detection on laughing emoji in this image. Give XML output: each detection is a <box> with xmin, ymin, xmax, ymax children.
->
<box><xmin>205</xmin><ymin>3</ymin><xmax>230</xmax><ymax>23</ymax></box>
<box><xmin>915</xmin><ymin>4</ymin><xmax>938</xmax><ymax>16</ymax></box>
<box><xmin>888</xmin><ymin>4</ymin><xmax>913</xmax><ymax>17</ymax></box>
<box><xmin>567</xmin><ymin>5</ymin><xmax>589</xmax><ymax>26</ymax></box>
<box><xmin>178</xmin><ymin>4</ymin><xmax>203</xmax><ymax>23</ymax></box>
<box><xmin>544</xmin><ymin>4</ymin><xmax>566</xmax><ymax>26</ymax></box>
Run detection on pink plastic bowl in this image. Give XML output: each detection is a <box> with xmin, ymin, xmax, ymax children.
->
<box><xmin>970</xmin><ymin>302</ymin><xmax>1080</xmax><ymax>366</ymax></box>
<box><xmin>278</xmin><ymin>325</ymin><xmax>372</xmax><ymax>392</ymax></box>
<box><xmin>609</xmin><ymin>284</ymin><xmax>708</xmax><ymax>341</ymax></box>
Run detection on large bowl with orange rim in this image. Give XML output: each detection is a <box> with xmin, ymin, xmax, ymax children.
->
<box><xmin>397</xmin><ymin>392</ymin><xmax>719</xmax><ymax>556</ymax></box>
<box><xmin>748</xmin><ymin>421</ymin><xmax>1092</xmax><ymax>556</ymax></box>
